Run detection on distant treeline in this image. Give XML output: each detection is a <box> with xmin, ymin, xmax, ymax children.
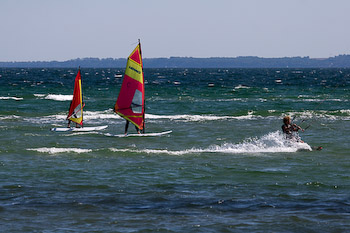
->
<box><xmin>1</xmin><ymin>55</ymin><xmax>350</xmax><ymax>68</ymax></box>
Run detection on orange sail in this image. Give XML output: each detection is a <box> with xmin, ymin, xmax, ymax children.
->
<box><xmin>114</xmin><ymin>41</ymin><xmax>145</xmax><ymax>130</ymax></box>
<box><xmin>67</xmin><ymin>68</ymin><xmax>84</xmax><ymax>126</ymax></box>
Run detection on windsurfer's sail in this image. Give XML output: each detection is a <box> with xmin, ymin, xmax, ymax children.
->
<box><xmin>67</xmin><ymin>68</ymin><xmax>84</xmax><ymax>126</ymax></box>
<box><xmin>114</xmin><ymin>41</ymin><xmax>145</xmax><ymax>131</ymax></box>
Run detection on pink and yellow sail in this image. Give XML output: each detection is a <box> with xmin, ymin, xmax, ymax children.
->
<box><xmin>67</xmin><ymin>68</ymin><xmax>84</xmax><ymax>126</ymax></box>
<box><xmin>114</xmin><ymin>41</ymin><xmax>145</xmax><ymax>130</ymax></box>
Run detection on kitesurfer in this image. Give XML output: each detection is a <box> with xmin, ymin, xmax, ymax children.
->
<box><xmin>282</xmin><ymin>116</ymin><xmax>304</xmax><ymax>142</ymax></box>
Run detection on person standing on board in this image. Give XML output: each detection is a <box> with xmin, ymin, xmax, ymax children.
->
<box><xmin>124</xmin><ymin>120</ymin><xmax>141</xmax><ymax>135</ymax></box>
<box><xmin>67</xmin><ymin>120</ymin><xmax>81</xmax><ymax>128</ymax></box>
<box><xmin>282</xmin><ymin>116</ymin><xmax>304</xmax><ymax>142</ymax></box>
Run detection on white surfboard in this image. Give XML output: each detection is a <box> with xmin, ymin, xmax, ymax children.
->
<box><xmin>51</xmin><ymin>125</ymin><xmax>108</xmax><ymax>132</ymax></box>
<box><xmin>105</xmin><ymin>130</ymin><xmax>172</xmax><ymax>137</ymax></box>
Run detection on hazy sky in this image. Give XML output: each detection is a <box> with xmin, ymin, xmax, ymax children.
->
<box><xmin>1</xmin><ymin>0</ymin><xmax>349</xmax><ymax>61</ymax></box>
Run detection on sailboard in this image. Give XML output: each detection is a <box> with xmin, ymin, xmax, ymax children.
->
<box><xmin>113</xmin><ymin>40</ymin><xmax>171</xmax><ymax>136</ymax></box>
<box><xmin>50</xmin><ymin>68</ymin><xmax>107</xmax><ymax>132</ymax></box>
<box><xmin>51</xmin><ymin>125</ymin><xmax>108</xmax><ymax>132</ymax></box>
<box><xmin>104</xmin><ymin>130</ymin><xmax>172</xmax><ymax>138</ymax></box>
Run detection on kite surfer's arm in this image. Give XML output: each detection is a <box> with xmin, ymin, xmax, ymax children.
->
<box><xmin>292</xmin><ymin>124</ymin><xmax>304</xmax><ymax>132</ymax></box>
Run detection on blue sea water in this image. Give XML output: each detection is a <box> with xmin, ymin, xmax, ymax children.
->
<box><xmin>0</xmin><ymin>68</ymin><xmax>350</xmax><ymax>232</ymax></box>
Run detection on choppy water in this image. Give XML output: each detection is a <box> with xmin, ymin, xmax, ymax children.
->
<box><xmin>1</xmin><ymin>68</ymin><xmax>350</xmax><ymax>232</ymax></box>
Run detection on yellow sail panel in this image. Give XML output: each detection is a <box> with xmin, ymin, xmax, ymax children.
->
<box><xmin>125</xmin><ymin>59</ymin><xmax>143</xmax><ymax>83</ymax></box>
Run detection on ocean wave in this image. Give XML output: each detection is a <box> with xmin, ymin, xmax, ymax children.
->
<box><xmin>34</xmin><ymin>94</ymin><xmax>73</xmax><ymax>101</ymax></box>
<box><xmin>285</xmin><ymin>110</ymin><xmax>350</xmax><ymax>121</ymax></box>
<box><xmin>83</xmin><ymin>110</ymin><xmax>119</xmax><ymax>120</ymax></box>
<box><xmin>234</xmin><ymin>84</ymin><xmax>251</xmax><ymax>89</ymax></box>
<box><xmin>0</xmin><ymin>115</ymin><xmax>21</xmax><ymax>120</ymax></box>
<box><xmin>0</xmin><ymin>96</ymin><xmax>23</xmax><ymax>101</ymax></box>
<box><xmin>27</xmin><ymin>147</ymin><xmax>92</xmax><ymax>154</ymax></box>
<box><xmin>109</xmin><ymin>131</ymin><xmax>311</xmax><ymax>155</ymax></box>
<box><xmin>25</xmin><ymin>110</ymin><xmax>119</xmax><ymax>124</ymax></box>
<box><xmin>35</xmin><ymin>110</ymin><xmax>252</xmax><ymax>123</ymax></box>
<box><xmin>22</xmin><ymin>108</ymin><xmax>350</xmax><ymax>125</ymax></box>
<box><xmin>301</xmin><ymin>98</ymin><xmax>344</xmax><ymax>102</ymax></box>
<box><xmin>146</xmin><ymin>113</ymin><xmax>258</xmax><ymax>121</ymax></box>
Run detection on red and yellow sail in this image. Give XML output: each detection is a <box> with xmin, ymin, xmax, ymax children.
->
<box><xmin>114</xmin><ymin>42</ymin><xmax>145</xmax><ymax>130</ymax></box>
<box><xmin>67</xmin><ymin>69</ymin><xmax>83</xmax><ymax>126</ymax></box>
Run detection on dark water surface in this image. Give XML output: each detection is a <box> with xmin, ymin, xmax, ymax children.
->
<box><xmin>1</xmin><ymin>68</ymin><xmax>350</xmax><ymax>232</ymax></box>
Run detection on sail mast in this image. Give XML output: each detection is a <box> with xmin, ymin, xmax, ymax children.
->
<box><xmin>138</xmin><ymin>39</ymin><xmax>145</xmax><ymax>133</ymax></box>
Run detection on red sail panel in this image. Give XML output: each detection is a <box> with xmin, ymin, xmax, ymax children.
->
<box><xmin>67</xmin><ymin>69</ymin><xmax>83</xmax><ymax>126</ymax></box>
<box><xmin>114</xmin><ymin>43</ymin><xmax>145</xmax><ymax>130</ymax></box>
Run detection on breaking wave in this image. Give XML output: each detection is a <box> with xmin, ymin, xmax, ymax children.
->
<box><xmin>27</xmin><ymin>147</ymin><xmax>92</xmax><ymax>154</ymax></box>
<box><xmin>146</xmin><ymin>113</ymin><xmax>256</xmax><ymax>122</ymax></box>
<box><xmin>22</xmin><ymin>108</ymin><xmax>350</xmax><ymax>125</ymax></box>
<box><xmin>109</xmin><ymin>131</ymin><xmax>312</xmax><ymax>155</ymax></box>
<box><xmin>34</xmin><ymin>94</ymin><xmax>73</xmax><ymax>101</ymax></box>
<box><xmin>0</xmin><ymin>115</ymin><xmax>21</xmax><ymax>120</ymax></box>
<box><xmin>0</xmin><ymin>96</ymin><xmax>23</xmax><ymax>101</ymax></box>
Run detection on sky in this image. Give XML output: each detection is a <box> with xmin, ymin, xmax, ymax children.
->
<box><xmin>1</xmin><ymin>0</ymin><xmax>350</xmax><ymax>61</ymax></box>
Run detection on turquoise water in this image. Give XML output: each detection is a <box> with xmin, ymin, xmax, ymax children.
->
<box><xmin>1</xmin><ymin>68</ymin><xmax>350</xmax><ymax>232</ymax></box>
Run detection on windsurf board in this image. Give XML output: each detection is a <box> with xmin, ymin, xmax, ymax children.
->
<box><xmin>51</xmin><ymin>125</ymin><xmax>108</xmax><ymax>132</ymax></box>
<box><xmin>105</xmin><ymin>130</ymin><xmax>172</xmax><ymax>137</ymax></box>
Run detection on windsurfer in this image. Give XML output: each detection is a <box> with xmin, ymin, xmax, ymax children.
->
<box><xmin>282</xmin><ymin>116</ymin><xmax>304</xmax><ymax>142</ymax></box>
<box><xmin>125</xmin><ymin>120</ymin><xmax>140</xmax><ymax>135</ymax></box>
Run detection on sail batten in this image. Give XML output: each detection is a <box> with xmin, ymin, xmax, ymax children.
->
<box><xmin>67</xmin><ymin>69</ymin><xmax>83</xmax><ymax>126</ymax></box>
<box><xmin>114</xmin><ymin>41</ymin><xmax>145</xmax><ymax>130</ymax></box>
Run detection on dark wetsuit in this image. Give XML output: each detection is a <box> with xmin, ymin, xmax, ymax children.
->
<box><xmin>125</xmin><ymin>120</ymin><xmax>140</xmax><ymax>134</ymax></box>
<box><xmin>282</xmin><ymin>124</ymin><xmax>301</xmax><ymax>141</ymax></box>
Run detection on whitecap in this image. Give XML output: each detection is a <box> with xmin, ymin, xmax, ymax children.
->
<box><xmin>0</xmin><ymin>96</ymin><xmax>23</xmax><ymax>101</ymax></box>
<box><xmin>234</xmin><ymin>84</ymin><xmax>250</xmax><ymax>89</ymax></box>
<box><xmin>27</xmin><ymin>147</ymin><xmax>92</xmax><ymax>154</ymax></box>
<box><xmin>34</xmin><ymin>94</ymin><xmax>73</xmax><ymax>101</ymax></box>
<box><xmin>109</xmin><ymin>131</ymin><xmax>311</xmax><ymax>155</ymax></box>
<box><xmin>0</xmin><ymin>115</ymin><xmax>21</xmax><ymax>120</ymax></box>
<box><xmin>34</xmin><ymin>94</ymin><xmax>45</xmax><ymax>97</ymax></box>
<box><xmin>146</xmin><ymin>113</ymin><xmax>241</xmax><ymax>122</ymax></box>
<box><xmin>83</xmin><ymin>110</ymin><xmax>119</xmax><ymax>120</ymax></box>
<box><xmin>45</xmin><ymin>94</ymin><xmax>73</xmax><ymax>101</ymax></box>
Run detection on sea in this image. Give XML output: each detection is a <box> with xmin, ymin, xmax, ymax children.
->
<box><xmin>0</xmin><ymin>68</ymin><xmax>349</xmax><ymax>232</ymax></box>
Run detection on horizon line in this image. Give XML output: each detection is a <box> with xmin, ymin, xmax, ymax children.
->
<box><xmin>1</xmin><ymin>54</ymin><xmax>349</xmax><ymax>63</ymax></box>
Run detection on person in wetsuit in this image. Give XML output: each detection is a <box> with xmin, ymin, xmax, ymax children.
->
<box><xmin>282</xmin><ymin>116</ymin><xmax>304</xmax><ymax>142</ymax></box>
<box><xmin>125</xmin><ymin>120</ymin><xmax>140</xmax><ymax>135</ymax></box>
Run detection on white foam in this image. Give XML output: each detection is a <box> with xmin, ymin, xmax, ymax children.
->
<box><xmin>0</xmin><ymin>96</ymin><xmax>23</xmax><ymax>101</ymax></box>
<box><xmin>339</xmin><ymin>109</ymin><xmax>350</xmax><ymax>114</ymax></box>
<box><xmin>109</xmin><ymin>131</ymin><xmax>311</xmax><ymax>155</ymax></box>
<box><xmin>146</xmin><ymin>113</ymin><xmax>255</xmax><ymax>122</ymax></box>
<box><xmin>34</xmin><ymin>94</ymin><xmax>73</xmax><ymax>101</ymax></box>
<box><xmin>27</xmin><ymin>147</ymin><xmax>92</xmax><ymax>154</ymax></box>
<box><xmin>234</xmin><ymin>84</ymin><xmax>250</xmax><ymax>89</ymax></box>
<box><xmin>25</xmin><ymin>109</ymin><xmax>119</xmax><ymax>124</ymax></box>
<box><xmin>83</xmin><ymin>110</ymin><xmax>119</xmax><ymax>120</ymax></box>
<box><xmin>0</xmin><ymin>115</ymin><xmax>21</xmax><ymax>120</ymax></box>
<box><xmin>33</xmin><ymin>94</ymin><xmax>45</xmax><ymax>97</ymax></box>
<box><xmin>46</xmin><ymin>94</ymin><xmax>73</xmax><ymax>101</ymax></box>
<box><xmin>301</xmin><ymin>98</ymin><xmax>343</xmax><ymax>102</ymax></box>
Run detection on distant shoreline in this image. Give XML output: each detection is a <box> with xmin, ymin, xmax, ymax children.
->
<box><xmin>1</xmin><ymin>55</ymin><xmax>350</xmax><ymax>68</ymax></box>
